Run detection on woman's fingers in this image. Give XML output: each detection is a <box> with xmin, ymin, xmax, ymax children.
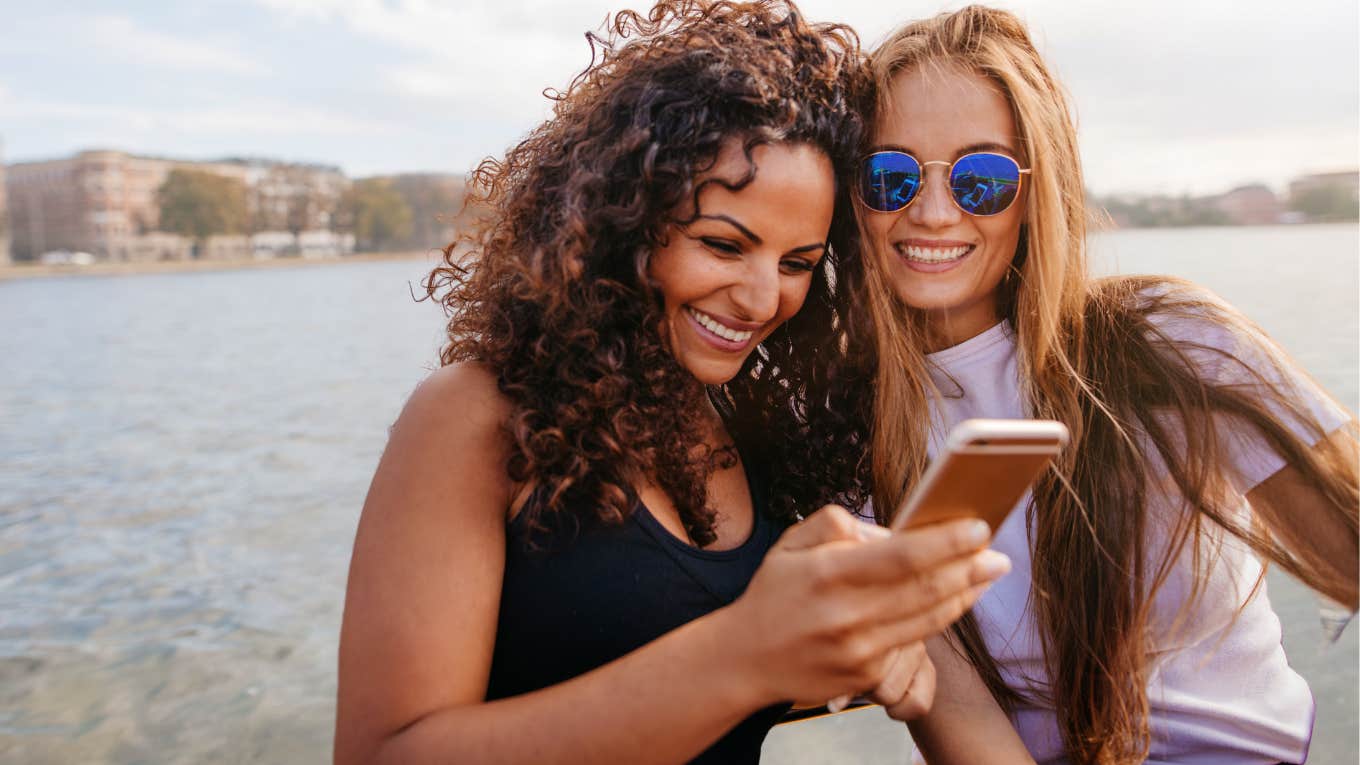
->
<box><xmin>825</xmin><ymin>693</ymin><xmax>854</xmax><ymax>714</ymax></box>
<box><xmin>778</xmin><ymin>504</ymin><xmax>886</xmax><ymax>551</ymax></box>
<box><xmin>867</xmin><ymin>642</ymin><xmax>927</xmax><ymax>708</ymax></box>
<box><xmin>836</xmin><ymin>519</ymin><xmax>993</xmax><ymax>585</ymax></box>
<box><xmin>863</xmin><ymin>580</ymin><xmax>995</xmax><ymax>651</ymax></box>
<box><xmin>822</xmin><ymin>543</ymin><xmax>1008</xmax><ymax>634</ymax></box>
<box><xmin>884</xmin><ymin>651</ymin><xmax>937</xmax><ymax>721</ymax></box>
<box><xmin>875</xmin><ymin>548</ymin><xmax>1010</xmax><ymax>619</ymax></box>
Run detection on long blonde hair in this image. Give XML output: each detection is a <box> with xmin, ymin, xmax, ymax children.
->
<box><xmin>861</xmin><ymin>7</ymin><xmax>1359</xmax><ymax>764</ymax></box>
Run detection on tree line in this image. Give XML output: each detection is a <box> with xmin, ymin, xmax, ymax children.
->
<box><xmin>156</xmin><ymin>168</ymin><xmax>474</xmax><ymax>253</ymax></box>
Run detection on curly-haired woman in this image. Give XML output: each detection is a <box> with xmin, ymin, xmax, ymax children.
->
<box><xmin>849</xmin><ymin>6</ymin><xmax>1359</xmax><ymax>764</ymax></box>
<box><xmin>333</xmin><ymin>3</ymin><xmax>1012</xmax><ymax>763</ymax></box>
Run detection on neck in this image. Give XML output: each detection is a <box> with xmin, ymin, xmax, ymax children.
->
<box><xmin>924</xmin><ymin>308</ymin><xmax>1003</xmax><ymax>352</ymax></box>
<box><xmin>679</xmin><ymin>379</ymin><xmax>728</xmax><ymax>438</ymax></box>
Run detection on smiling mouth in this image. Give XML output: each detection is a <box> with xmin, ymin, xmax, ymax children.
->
<box><xmin>685</xmin><ymin>307</ymin><xmax>755</xmax><ymax>348</ymax></box>
<box><xmin>895</xmin><ymin>243</ymin><xmax>975</xmax><ymax>264</ymax></box>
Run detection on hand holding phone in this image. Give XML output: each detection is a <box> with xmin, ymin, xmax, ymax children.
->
<box><xmin>818</xmin><ymin>421</ymin><xmax>1062</xmax><ymax>717</ymax></box>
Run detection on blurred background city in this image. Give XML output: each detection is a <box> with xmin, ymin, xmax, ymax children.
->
<box><xmin>1</xmin><ymin>1</ymin><xmax>1356</xmax><ymax>763</ymax></box>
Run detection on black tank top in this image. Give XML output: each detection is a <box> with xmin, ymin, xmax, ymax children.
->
<box><xmin>485</xmin><ymin>464</ymin><xmax>790</xmax><ymax>763</ymax></box>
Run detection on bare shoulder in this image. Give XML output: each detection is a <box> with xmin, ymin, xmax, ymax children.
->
<box><xmin>369</xmin><ymin>361</ymin><xmax>519</xmax><ymax>525</ymax></box>
<box><xmin>398</xmin><ymin>361</ymin><xmax>514</xmax><ymax>444</ymax></box>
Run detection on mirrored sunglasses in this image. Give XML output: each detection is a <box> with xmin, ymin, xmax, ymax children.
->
<box><xmin>859</xmin><ymin>151</ymin><xmax>1030</xmax><ymax>216</ymax></box>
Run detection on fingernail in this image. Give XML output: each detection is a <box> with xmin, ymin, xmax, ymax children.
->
<box><xmin>975</xmin><ymin>549</ymin><xmax>1011</xmax><ymax>579</ymax></box>
<box><xmin>965</xmin><ymin>519</ymin><xmax>991</xmax><ymax>546</ymax></box>
<box><xmin>827</xmin><ymin>694</ymin><xmax>851</xmax><ymax>713</ymax></box>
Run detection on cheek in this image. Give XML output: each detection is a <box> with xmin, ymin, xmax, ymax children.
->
<box><xmin>647</xmin><ymin>249</ymin><xmax>697</xmax><ymax>310</ymax></box>
<box><xmin>864</xmin><ymin>214</ymin><xmax>893</xmax><ymax>246</ymax></box>
<box><xmin>868</xmin><ymin>236</ymin><xmax>899</xmax><ymax>281</ymax></box>
<box><xmin>982</xmin><ymin>214</ymin><xmax>1024</xmax><ymax>266</ymax></box>
<box><xmin>776</xmin><ymin>279</ymin><xmax>813</xmax><ymax>322</ymax></box>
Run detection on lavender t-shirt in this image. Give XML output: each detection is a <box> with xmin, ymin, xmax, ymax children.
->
<box><xmin>920</xmin><ymin>306</ymin><xmax>1348</xmax><ymax>765</ymax></box>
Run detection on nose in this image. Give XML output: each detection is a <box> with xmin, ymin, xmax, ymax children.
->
<box><xmin>729</xmin><ymin>256</ymin><xmax>782</xmax><ymax>323</ymax></box>
<box><xmin>906</xmin><ymin>162</ymin><xmax>962</xmax><ymax>229</ymax></box>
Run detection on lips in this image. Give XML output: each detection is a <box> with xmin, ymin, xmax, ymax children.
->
<box><xmin>894</xmin><ymin>240</ymin><xmax>975</xmax><ymax>273</ymax></box>
<box><xmin>684</xmin><ymin>306</ymin><xmax>756</xmax><ymax>351</ymax></box>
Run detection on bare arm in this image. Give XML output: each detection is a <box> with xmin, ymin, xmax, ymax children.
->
<box><xmin>335</xmin><ymin>364</ymin><xmax>1010</xmax><ymax>765</ymax></box>
<box><xmin>906</xmin><ymin>634</ymin><xmax>1035</xmax><ymax>765</ymax></box>
<box><xmin>1246</xmin><ymin>427</ymin><xmax>1360</xmax><ymax>610</ymax></box>
<box><xmin>335</xmin><ymin>364</ymin><xmax>767</xmax><ymax>764</ymax></box>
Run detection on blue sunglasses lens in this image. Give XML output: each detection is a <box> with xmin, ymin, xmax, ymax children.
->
<box><xmin>950</xmin><ymin>153</ymin><xmax>1022</xmax><ymax>216</ymax></box>
<box><xmin>860</xmin><ymin>153</ymin><xmax>921</xmax><ymax>212</ymax></box>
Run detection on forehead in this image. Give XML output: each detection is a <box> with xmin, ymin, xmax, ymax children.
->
<box><xmin>875</xmin><ymin>63</ymin><xmax>1019</xmax><ymax>156</ymax></box>
<box><xmin>688</xmin><ymin>140</ymin><xmax>835</xmax><ymax>236</ymax></box>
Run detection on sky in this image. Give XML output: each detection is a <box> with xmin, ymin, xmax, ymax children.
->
<box><xmin>0</xmin><ymin>0</ymin><xmax>1355</xmax><ymax>196</ymax></box>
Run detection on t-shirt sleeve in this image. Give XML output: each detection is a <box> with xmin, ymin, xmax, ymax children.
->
<box><xmin>1146</xmin><ymin>291</ymin><xmax>1352</xmax><ymax>494</ymax></box>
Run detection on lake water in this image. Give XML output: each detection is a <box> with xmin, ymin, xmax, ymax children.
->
<box><xmin>1</xmin><ymin>224</ymin><xmax>1356</xmax><ymax>764</ymax></box>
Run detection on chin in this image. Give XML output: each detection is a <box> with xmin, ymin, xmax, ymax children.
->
<box><xmin>680</xmin><ymin>357</ymin><xmax>744</xmax><ymax>386</ymax></box>
<box><xmin>688</xmin><ymin>368</ymin><xmax>740</xmax><ymax>386</ymax></box>
<box><xmin>892</xmin><ymin>281</ymin><xmax>970</xmax><ymax>312</ymax></box>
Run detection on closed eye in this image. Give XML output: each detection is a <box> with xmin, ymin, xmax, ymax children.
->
<box><xmin>781</xmin><ymin>258</ymin><xmax>817</xmax><ymax>274</ymax></box>
<box><xmin>700</xmin><ymin>237</ymin><xmax>742</xmax><ymax>255</ymax></box>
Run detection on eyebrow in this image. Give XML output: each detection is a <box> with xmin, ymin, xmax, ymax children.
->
<box><xmin>696</xmin><ymin>214</ymin><xmax>762</xmax><ymax>245</ymax></box>
<box><xmin>869</xmin><ymin>141</ymin><xmax>1019</xmax><ymax>159</ymax></box>
<box><xmin>694</xmin><ymin>215</ymin><xmax>828</xmax><ymax>256</ymax></box>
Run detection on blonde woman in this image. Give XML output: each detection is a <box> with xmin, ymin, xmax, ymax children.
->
<box><xmin>849</xmin><ymin>6</ymin><xmax>1359</xmax><ymax>764</ymax></box>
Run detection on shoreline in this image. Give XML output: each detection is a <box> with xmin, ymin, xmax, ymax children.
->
<box><xmin>0</xmin><ymin>250</ymin><xmax>438</xmax><ymax>282</ymax></box>
<box><xmin>6</xmin><ymin>223</ymin><xmax>1352</xmax><ymax>284</ymax></box>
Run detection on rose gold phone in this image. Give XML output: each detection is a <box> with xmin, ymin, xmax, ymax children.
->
<box><xmin>890</xmin><ymin>419</ymin><xmax>1069</xmax><ymax>532</ymax></box>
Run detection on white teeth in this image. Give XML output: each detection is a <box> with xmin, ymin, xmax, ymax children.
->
<box><xmin>687</xmin><ymin>308</ymin><xmax>753</xmax><ymax>343</ymax></box>
<box><xmin>899</xmin><ymin>244</ymin><xmax>971</xmax><ymax>263</ymax></box>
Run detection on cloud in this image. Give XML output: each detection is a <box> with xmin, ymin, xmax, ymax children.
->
<box><xmin>173</xmin><ymin>104</ymin><xmax>399</xmax><ymax>136</ymax></box>
<box><xmin>0</xmin><ymin>99</ymin><xmax>399</xmax><ymax>140</ymax></box>
<box><xmin>252</xmin><ymin>0</ymin><xmax>620</xmax><ymax>122</ymax></box>
<box><xmin>82</xmin><ymin>15</ymin><xmax>267</xmax><ymax>77</ymax></box>
<box><xmin>384</xmin><ymin>65</ymin><xmax>464</xmax><ymax>102</ymax></box>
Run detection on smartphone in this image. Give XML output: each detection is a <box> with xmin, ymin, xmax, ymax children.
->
<box><xmin>890</xmin><ymin>418</ymin><xmax>1069</xmax><ymax>532</ymax></box>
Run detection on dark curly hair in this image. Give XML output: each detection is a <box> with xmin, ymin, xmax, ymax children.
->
<box><xmin>425</xmin><ymin>0</ymin><xmax>872</xmax><ymax>546</ymax></box>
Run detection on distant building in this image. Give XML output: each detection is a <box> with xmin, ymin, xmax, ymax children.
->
<box><xmin>296</xmin><ymin>229</ymin><xmax>355</xmax><ymax>258</ymax></box>
<box><xmin>4</xmin><ymin>149</ymin><xmax>349</xmax><ymax>262</ymax></box>
<box><xmin>1290</xmin><ymin>170</ymin><xmax>1360</xmax><ymax>200</ymax></box>
<box><xmin>6</xmin><ymin>150</ymin><xmax>239</xmax><ymax>261</ymax></box>
<box><xmin>250</xmin><ymin>230</ymin><xmax>298</xmax><ymax>259</ymax></box>
<box><xmin>1211</xmin><ymin>184</ymin><xmax>1282</xmax><ymax>225</ymax></box>
<box><xmin>243</xmin><ymin>160</ymin><xmax>349</xmax><ymax>237</ymax></box>
<box><xmin>1288</xmin><ymin>171</ymin><xmax>1360</xmax><ymax>222</ymax></box>
<box><xmin>251</xmin><ymin>229</ymin><xmax>355</xmax><ymax>259</ymax></box>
